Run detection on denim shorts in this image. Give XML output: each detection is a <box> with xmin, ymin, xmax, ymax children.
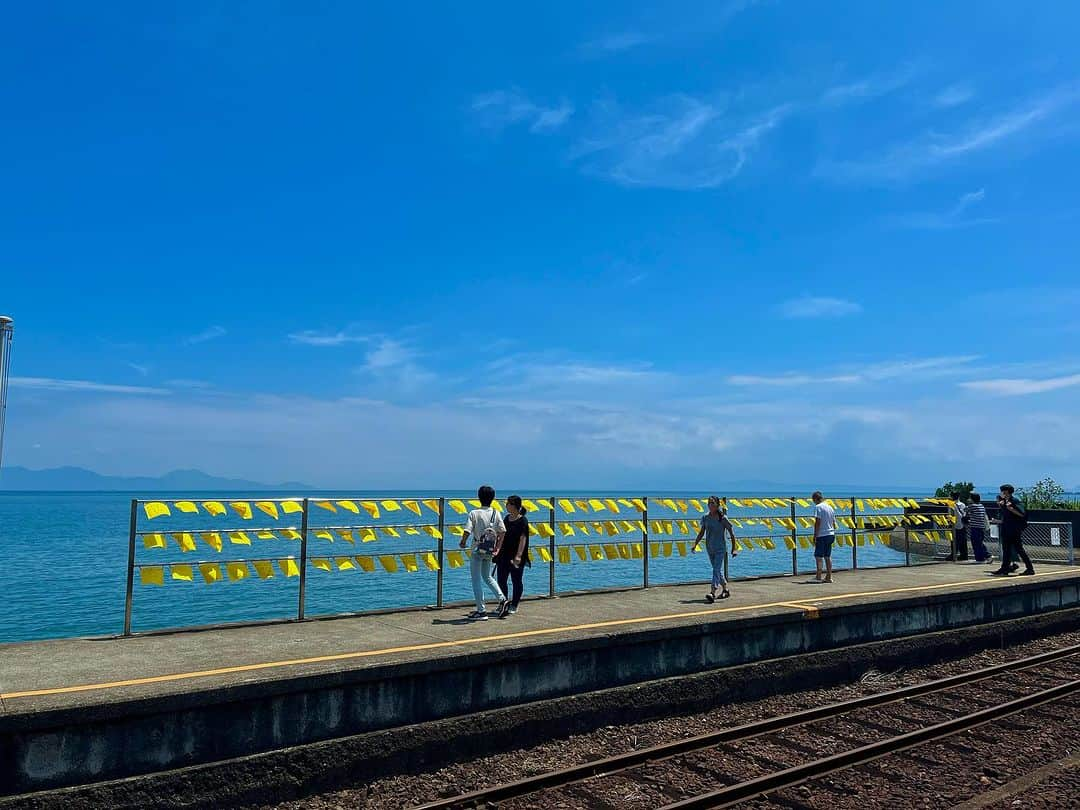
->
<box><xmin>814</xmin><ymin>535</ymin><xmax>834</xmax><ymax>558</ymax></box>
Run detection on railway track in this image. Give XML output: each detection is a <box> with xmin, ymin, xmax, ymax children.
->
<box><xmin>414</xmin><ymin>643</ymin><xmax>1080</xmax><ymax>809</ymax></box>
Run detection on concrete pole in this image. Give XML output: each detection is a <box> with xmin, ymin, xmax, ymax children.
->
<box><xmin>0</xmin><ymin>316</ymin><xmax>13</xmax><ymax>470</ymax></box>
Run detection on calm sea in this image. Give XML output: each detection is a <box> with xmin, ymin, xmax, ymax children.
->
<box><xmin>0</xmin><ymin>490</ymin><xmax>919</xmax><ymax>643</ymax></box>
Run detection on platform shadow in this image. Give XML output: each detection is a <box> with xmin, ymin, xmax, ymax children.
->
<box><xmin>430</xmin><ymin>617</ymin><xmax>477</xmax><ymax>626</ymax></box>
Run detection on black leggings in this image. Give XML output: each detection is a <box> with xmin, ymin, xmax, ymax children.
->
<box><xmin>495</xmin><ymin>558</ymin><xmax>525</xmax><ymax>607</ymax></box>
<box><xmin>1002</xmin><ymin>533</ymin><xmax>1033</xmax><ymax>571</ymax></box>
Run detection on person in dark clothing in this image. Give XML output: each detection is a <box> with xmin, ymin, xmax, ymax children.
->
<box><xmin>495</xmin><ymin>495</ymin><xmax>530</xmax><ymax>618</ymax></box>
<box><xmin>991</xmin><ymin>484</ymin><xmax>1034</xmax><ymax>576</ymax></box>
<box><xmin>966</xmin><ymin>493</ymin><xmax>992</xmax><ymax>564</ymax></box>
<box><xmin>952</xmin><ymin>491</ymin><xmax>969</xmax><ymax>561</ymax></box>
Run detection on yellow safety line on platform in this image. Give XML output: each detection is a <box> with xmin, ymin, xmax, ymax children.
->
<box><xmin>779</xmin><ymin>602</ymin><xmax>821</xmax><ymax>618</ymax></box>
<box><xmin>0</xmin><ymin>570</ymin><xmax>1070</xmax><ymax>701</ymax></box>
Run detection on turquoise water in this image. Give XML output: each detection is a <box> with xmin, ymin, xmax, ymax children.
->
<box><xmin>0</xmin><ymin>491</ymin><xmax>918</xmax><ymax>643</ymax></box>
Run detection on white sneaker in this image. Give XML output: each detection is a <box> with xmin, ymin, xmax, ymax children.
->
<box><xmin>508</xmin><ymin>606</ymin><xmax>517</xmax><ymax>615</ymax></box>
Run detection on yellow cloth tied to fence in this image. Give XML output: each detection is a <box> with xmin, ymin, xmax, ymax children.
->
<box><xmin>144</xmin><ymin>502</ymin><xmax>170</xmax><ymax>520</ymax></box>
<box><xmin>140</xmin><ymin>566</ymin><xmax>164</xmax><ymax>586</ymax></box>
<box><xmin>255</xmin><ymin>501</ymin><xmax>280</xmax><ymax>519</ymax></box>
<box><xmin>172</xmin><ymin>532</ymin><xmax>196</xmax><ymax>552</ymax></box>
<box><xmin>143</xmin><ymin>533</ymin><xmax>166</xmax><ymax>549</ymax></box>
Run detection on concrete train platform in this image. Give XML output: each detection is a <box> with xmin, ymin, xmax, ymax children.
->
<box><xmin>1</xmin><ymin>564</ymin><xmax>1079</xmax><ymax>796</ymax></box>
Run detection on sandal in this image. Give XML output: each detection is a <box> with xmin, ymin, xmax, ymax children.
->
<box><xmin>705</xmin><ymin>593</ymin><xmax>715</xmax><ymax>603</ymax></box>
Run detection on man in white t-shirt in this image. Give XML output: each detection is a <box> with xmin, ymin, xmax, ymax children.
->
<box><xmin>811</xmin><ymin>491</ymin><xmax>837</xmax><ymax>583</ymax></box>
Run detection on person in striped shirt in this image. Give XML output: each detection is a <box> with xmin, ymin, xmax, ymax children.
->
<box><xmin>966</xmin><ymin>493</ymin><xmax>992</xmax><ymax>564</ymax></box>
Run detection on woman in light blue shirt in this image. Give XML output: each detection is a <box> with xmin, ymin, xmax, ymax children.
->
<box><xmin>692</xmin><ymin>496</ymin><xmax>738</xmax><ymax>602</ymax></box>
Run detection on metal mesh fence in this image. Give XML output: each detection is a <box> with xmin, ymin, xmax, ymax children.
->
<box><xmin>987</xmin><ymin>521</ymin><xmax>1075</xmax><ymax>565</ymax></box>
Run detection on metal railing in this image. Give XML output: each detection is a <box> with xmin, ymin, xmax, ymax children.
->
<box><xmin>122</xmin><ymin>493</ymin><xmax>953</xmax><ymax>635</ymax></box>
<box><xmin>989</xmin><ymin>521</ymin><xmax>1075</xmax><ymax>565</ymax></box>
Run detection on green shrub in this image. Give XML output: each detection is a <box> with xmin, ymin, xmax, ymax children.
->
<box><xmin>934</xmin><ymin>481</ymin><xmax>975</xmax><ymax>500</ymax></box>
<box><xmin>1018</xmin><ymin>477</ymin><xmax>1072</xmax><ymax>510</ymax></box>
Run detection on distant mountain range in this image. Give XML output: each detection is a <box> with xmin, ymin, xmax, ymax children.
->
<box><xmin>0</xmin><ymin>466</ymin><xmax>311</xmax><ymax>492</ymax></box>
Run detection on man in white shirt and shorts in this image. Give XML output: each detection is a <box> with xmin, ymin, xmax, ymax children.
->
<box><xmin>811</xmin><ymin>491</ymin><xmax>837</xmax><ymax>583</ymax></box>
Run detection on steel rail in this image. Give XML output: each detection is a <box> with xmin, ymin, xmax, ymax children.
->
<box><xmin>414</xmin><ymin>643</ymin><xmax>1080</xmax><ymax>810</ymax></box>
<box><xmin>662</xmin><ymin>677</ymin><xmax>1080</xmax><ymax>809</ymax></box>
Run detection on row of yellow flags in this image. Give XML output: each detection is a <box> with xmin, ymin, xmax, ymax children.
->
<box><xmin>143</xmin><ymin>496</ymin><xmax>931</xmax><ymax>521</ymax></box>
<box><xmin>141</xmin><ymin>513</ymin><xmax>952</xmax><ymax>553</ymax></box>
<box><xmin>139</xmin><ymin>530</ymin><xmax>938</xmax><ymax>586</ymax></box>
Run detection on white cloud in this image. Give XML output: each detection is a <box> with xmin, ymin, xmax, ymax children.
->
<box><xmin>860</xmin><ymin>355</ymin><xmax>979</xmax><ymax>380</ymax></box>
<box><xmin>820</xmin><ymin>84</ymin><xmax>1080</xmax><ymax>183</ymax></box>
<box><xmin>822</xmin><ymin>67</ymin><xmax>916</xmax><ymax>106</ymax></box>
<box><xmin>727</xmin><ymin>355</ymin><xmax>978</xmax><ymax>388</ymax></box>
<box><xmin>471</xmin><ymin>89</ymin><xmax>573</xmax><ymax>134</ymax></box>
<box><xmin>184</xmin><ymin>325</ymin><xmax>226</xmax><ymax>345</ymax></box>
<box><xmin>960</xmin><ymin>373</ymin><xmax>1080</xmax><ymax>396</ymax></box>
<box><xmin>935</xmin><ymin>83</ymin><xmax>975</xmax><ymax>108</ymax></box>
<box><xmin>355</xmin><ymin>337</ymin><xmax>435</xmax><ymax>391</ymax></box>
<box><xmin>128</xmin><ymin>363</ymin><xmax>150</xmax><ymax>377</ymax></box>
<box><xmin>775</xmin><ymin>296</ymin><xmax>862</xmax><ymax>319</ymax></box>
<box><xmin>887</xmin><ymin>188</ymin><xmax>997</xmax><ymax>230</ymax></box>
<box><xmin>288</xmin><ymin>329</ymin><xmax>368</xmax><ymax>347</ymax></box>
<box><xmin>572</xmin><ymin>95</ymin><xmax>792</xmax><ymax>189</ymax></box>
<box><xmin>521</xmin><ymin>362</ymin><xmax>661</xmax><ymax>386</ymax></box>
<box><xmin>727</xmin><ymin>373</ymin><xmax>861</xmax><ymax>387</ymax></box>
<box><xmin>580</xmin><ymin>32</ymin><xmax>649</xmax><ymax>56</ymax></box>
<box><xmin>10</xmin><ymin>377</ymin><xmax>170</xmax><ymax>395</ymax></box>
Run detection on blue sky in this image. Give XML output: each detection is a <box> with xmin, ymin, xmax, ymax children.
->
<box><xmin>4</xmin><ymin>1</ymin><xmax>1080</xmax><ymax>489</ymax></box>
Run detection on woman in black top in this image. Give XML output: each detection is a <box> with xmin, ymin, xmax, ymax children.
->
<box><xmin>495</xmin><ymin>495</ymin><xmax>530</xmax><ymax>618</ymax></box>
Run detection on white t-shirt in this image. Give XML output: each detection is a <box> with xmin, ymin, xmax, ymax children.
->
<box><xmin>812</xmin><ymin>502</ymin><xmax>837</xmax><ymax>537</ymax></box>
<box><xmin>464</xmin><ymin>507</ymin><xmax>504</xmax><ymax>547</ymax></box>
<box><xmin>954</xmin><ymin>501</ymin><xmax>967</xmax><ymax>529</ymax></box>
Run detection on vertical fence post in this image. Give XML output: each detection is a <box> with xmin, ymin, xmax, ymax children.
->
<box><xmin>850</xmin><ymin>497</ymin><xmax>858</xmax><ymax>570</ymax></box>
<box><xmin>436</xmin><ymin>496</ymin><xmax>446</xmax><ymax>607</ymax></box>
<box><xmin>1069</xmin><ymin>525</ymin><xmax>1075</xmax><ymax>566</ymax></box>
<box><xmin>123</xmin><ymin>499</ymin><xmax>138</xmax><ymax>637</ymax></box>
<box><xmin>904</xmin><ymin>523</ymin><xmax>911</xmax><ymax>567</ymax></box>
<box><xmin>642</xmin><ymin>496</ymin><xmax>650</xmax><ymax>588</ymax></box>
<box><xmin>297</xmin><ymin>497</ymin><xmax>310</xmax><ymax>620</ymax></box>
<box><xmin>548</xmin><ymin>496</ymin><xmax>556</xmax><ymax>598</ymax></box>
<box><xmin>790</xmin><ymin>496</ymin><xmax>798</xmax><ymax>576</ymax></box>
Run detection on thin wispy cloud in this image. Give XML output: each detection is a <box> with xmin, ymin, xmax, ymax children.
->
<box><xmin>471</xmin><ymin>89</ymin><xmax>574</xmax><ymax>134</ymax></box>
<box><xmin>727</xmin><ymin>355</ymin><xmax>978</xmax><ymax>388</ymax></box>
<box><xmin>775</xmin><ymin>296</ymin><xmax>862</xmax><ymax>319</ymax></box>
<box><xmin>961</xmin><ymin>373</ymin><xmax>1080</xmax><ymax>396</ymax></box>
<box><xmin>579</xmin><ymin>32</ymin><xmax>649</xmax><ymax>57</ymax></box>
<box><xmin>184</xmin><ymin>325</ymin><xmax>226</xmax><ymax>345</ymax></box>
<box><xmin>934</xmin><ymin>83</ymin><xmax>974</xmax><ymax>108</ymax></box>
<box><xmin>821</xmin><ymin>66</ymin><xmax>917</xmax><ymax>106</ymax></box>
<box><xmin>128</xmin><ymin>363</ymin><xmax>150</xmax><ymax>377</ymax></box>
<box><xmin>820</xmin><ymin>83</ymin><xmax>1080</xmax><ymax>183</ymax></box>
<box><xmin>727</xmin><ymin>373</ymin><xmax>861</xmax><ymax>387</ymax></box>
<box><xmin>10</xmin><ymin>377</ymin><xmax>170</xmax><ymax>395</ymax></box>
<box><xmin>355</xmin><ymin>337</ymin><xmax>435</xmax><ymax>391</ymax></box>
<box><xmin>887</xmin><ymin>188</ymin><xmax>998</xmax><ymax>230</ymax></box>
<box><xmin>572</xmin><ymin>95</ymin><xmax>792</xmax><ymax>189</ymax></box>
<box><xmin>289</xmin><ymin>329</ymin><xmax>368</xmax><ymax>347</ymax></box>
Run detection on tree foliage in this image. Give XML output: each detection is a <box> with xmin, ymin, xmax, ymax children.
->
<box><xmin>1018</xmin><ymin>477</ymin><xmax>1069</xmax><ymax>510</ymax></box>
<box><xmin>933</xmin><ymin>481</ymin><xmax>975</xmax><ymax>500</ymax></box>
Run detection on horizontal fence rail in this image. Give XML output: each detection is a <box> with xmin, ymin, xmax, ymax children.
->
<box><xmin>122</xmin><ymin>494</ymin><xmax>987</xmax><ymax>636</ymax></box>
